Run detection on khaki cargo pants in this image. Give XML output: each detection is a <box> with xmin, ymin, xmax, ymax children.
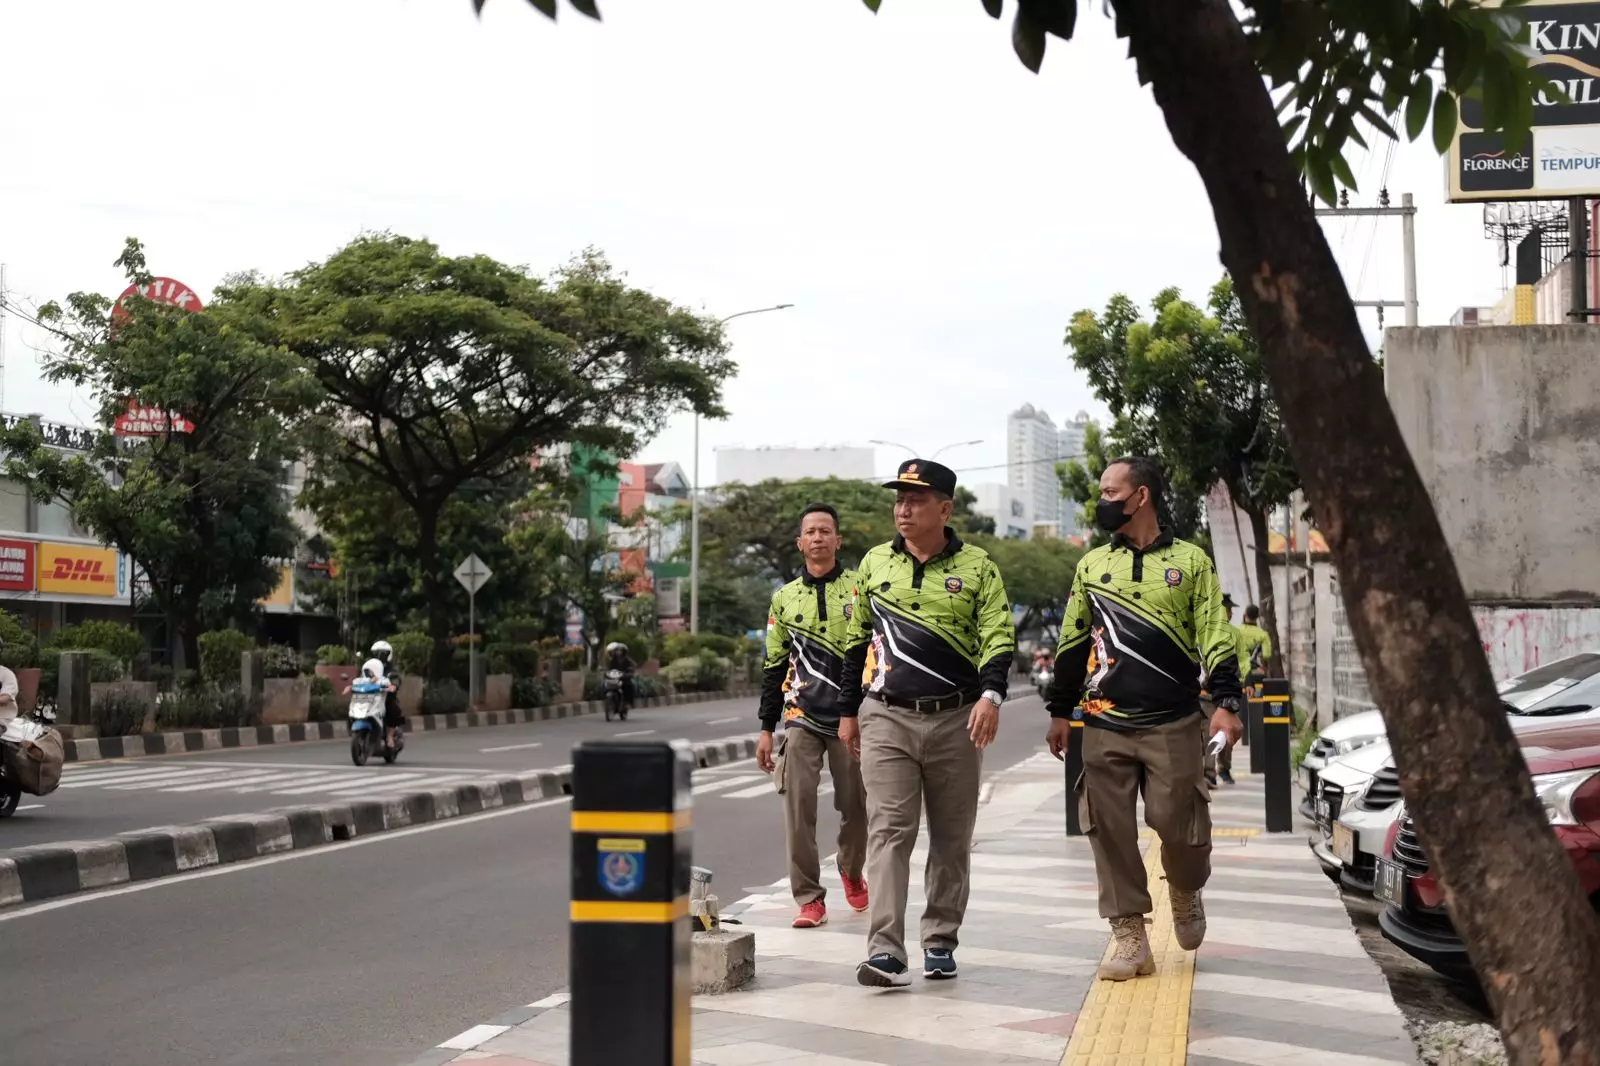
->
<box><xmin>859</xmin><ymin>699</ymin><xmax>983</xmax><ymax>962</ymax></box>
<box><xmin>776</xmin><ymin>725</ymin><xmax>867</xmax><ymax>906</ymax></box>
<box><xmin>1077</xmin><ymin>713</ymin><xmax>1213</xmax><ymax>918</ymax></box>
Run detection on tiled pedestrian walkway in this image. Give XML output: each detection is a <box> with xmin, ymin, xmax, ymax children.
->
<box><xmin>406</xmin><ymin>749</ymin><xmax>1416</xmax><ymax>1065</ymax></box>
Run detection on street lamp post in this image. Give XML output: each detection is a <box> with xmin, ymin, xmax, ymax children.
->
<box><xmin>869</xmin><ymin>438</ymin><xmax>985</xmax><ymax>464</ymax></box>
<box><xmin>690</xmin><ymin>303</ymin><xmax>794</xmax><ymax>635</ymax></box>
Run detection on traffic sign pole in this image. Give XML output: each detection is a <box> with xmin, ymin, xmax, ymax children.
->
<box><xmin>454</xmin><ymin>554</ymin><xmax>494</xmax><ymax>709</ymax></box>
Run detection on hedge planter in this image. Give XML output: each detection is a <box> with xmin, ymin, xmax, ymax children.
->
<box><xmin>315</xmin><ymin>665</ymin><xmax>361</xmax><ymax>692</ymax></box>
<box><xmin>262</xmin><ymin>677</ymin><xmax>312</xmax><ymax>726</ymax></box>
<box><xmin>482</xmin><ymin>673</ymin><xmax>513</xmax><ymax>712</ymax></box>
<box><xmin>560</xmin><ymin>670</ymin><xmax>585</xmax><ymax>703</ymax></box>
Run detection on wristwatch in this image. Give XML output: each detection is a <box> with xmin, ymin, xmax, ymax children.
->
<box><xmin>1216</xmin><ymin>696</ymin><xmax>1243</xmax><ymax>715</ymax></box>
<box><xmin>981</xmin><ymin>689</ymin><xmax>1005</xmax><ymax>708</ymax></box>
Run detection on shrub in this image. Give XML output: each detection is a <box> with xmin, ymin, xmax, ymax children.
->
<box><xmin>261</xmin><ymin>644</ymin><xmax>301</xmax><ymax>679</ymax></box>
<box><xmin>156</xmin><ymin>684</ymin><xmax>262</xmax><ymax>730</ymax></box>
<box><xmin>633</xmin><ymin>674</ymin><xmax>664</xmax><ymax>700</ymax></box>
<box><xmin>511</xmin><ymin>675</ymin><xmax>557</xmax><ymax>709</ymax></box>
<box><xmin>662</xmin><ymin>652</ymin><xmax>731</xmax><ymax>693</ymax></box>
<box><xmin>561</xmin><ymin>645</ymin><xmax>585</xmax><ymax>671</ymax></box>
<box><xmin>90</xmin><ymin>688</ymin><xmax>149</xmax><ymax>737</ymax></box>
<box><xmin>315</xmin><ymin>644</ymin><xmax>353</xmax><ymax>666</ymax></box>
<box><xmin>0</xmin><ymin>609</ymin><xmax>38</xmax><ymax>670</ymax></box>
<box><xmin>421</xmin><ymin>679</ymin><xmax>469</xmax><ymax>716</ymax></box>
<box><xmin>47</xmin><ymin>620</ymin><xmax>143</xmax><ymax>666</ymax></box>
<box><xmin>487</xmin><ymin>641</ymin><xmax>543</xmax><ymax>679</ymax></box>
<box><xmin>309</xmin><ymin>675</ymin><xmax>344</xmax><ymax>721</ymax></box>
<box><xmin>609</xmin><ymin>626</ymin><xmax>661</xmax><ymax>663</ymax></box>
<box><xmin>387</xmin><ymin>631</ymin><xmax>433</xmax><ymax>679</ymax></box>
<box><xmin>198</xmin><ymin>628</ymin><xmax>254</xmax><ymax>686</ymax></box>
<box><xmin>662</xmin><ymin>657</ymin><xmax>702</xmax><ymax>691</ymax></box>
<box><xmin>661</xmin><ymin>632</ymin><xmax>737</xmax><ymax>664</ymax></box>
<box><xmin>88</xmin><ymin>648</ymin><xmax>124</xmax><ymax>682</ymax></box>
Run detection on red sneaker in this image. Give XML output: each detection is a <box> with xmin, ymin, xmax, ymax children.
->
<box><xmin>841</xmin><ymin>874</ymin><xmax>869</xmax><ymax>913</ymax></box>
<box><xmin>793</xmin><ymin>900</ymin><xmax>828</xmax><ymax>928</ymax></box>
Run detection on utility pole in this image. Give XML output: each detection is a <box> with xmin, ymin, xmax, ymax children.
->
<box><xmin>1314</xmin><ymin>190</ymin><xmax>1419</xmax><ymax>328</ymax></box>
<box><xmin>0</xmin><ymin>263</ymin><xmax>8</xmax><ymax>413</ymax></box>
<box><xmin>1570</xmin><ymin>197</ymin><xmax>1590</xmax><ymax>323</ymax></box>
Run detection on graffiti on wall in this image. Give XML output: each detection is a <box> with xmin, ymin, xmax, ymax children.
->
<box><xmin>1475</xmin><ymin>606</ymin><xmax>1600</xmax><ymax>680</ymax></box>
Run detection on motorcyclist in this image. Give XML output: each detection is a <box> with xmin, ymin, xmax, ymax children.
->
<box><xmin>604</xmin><ymin>641</ymin><xmax>635</xmax><ymax>710</ymax></box>
<box><xmin>0</xmin><ymin>637</ymin><xmax>17</xmax><ymax>723</ymax></box>
<box><xmin>369</xmin><ymin>640</ymin><xmax>403</xmax><ymax>750</ymax></box>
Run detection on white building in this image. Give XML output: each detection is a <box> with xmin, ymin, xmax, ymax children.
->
<box><xmin>1008</xmin><ymin>404</ymin><xmax>1062</xmax><ymax>538</ymax></box>
<box><xmin>1056</xmin><ymin>411</ymin><xmax>1093</xmax><ymax>538</ymax></box>
<box><xmin>715</xmin><ymin>445</ymin><xmax>876</xmax><ymax>485</ymax></box>
<box><xmin>970</xmin><ymin>483</ymin><xmax>1032</xmax><ymax>540</ymax></box>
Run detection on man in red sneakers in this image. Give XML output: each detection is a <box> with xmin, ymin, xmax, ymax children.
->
<box><xmin>757</xmin><ymin>502</ymin><xmax>870</xmax><ymax>929</ymax></box>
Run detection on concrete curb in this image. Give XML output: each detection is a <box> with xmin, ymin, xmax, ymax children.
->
<box><xmin>63</xmin><ymin>685</ymin><xmax>761</xmax><ymax>764</ymax></box>
<box><xmin>0</xmin><ymin>735</ymin><xmax>760</xmax><ymax>910</ymax></box>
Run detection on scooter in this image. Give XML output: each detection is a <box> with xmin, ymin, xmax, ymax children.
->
<box><xmin>603</xmin><ymin>669</ymin><xmax>629</xmax><ymax>722</ymax></box>
<box><xmin>348</xmin><ymin>678</ymin><xmax>404</xmax><ymax>766</ymax></box>
<box><xmin>0</xmin><ymin>706</ymin><xmax>64</xmax><ymax>818</ymax></box>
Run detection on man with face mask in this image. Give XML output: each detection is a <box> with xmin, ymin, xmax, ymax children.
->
<box><xmin>1045</xmin><ymin>456</ymin><xmax>1244</xmax><ymax>982</ymax></box>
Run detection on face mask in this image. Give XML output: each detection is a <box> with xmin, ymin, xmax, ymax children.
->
<box><xmin>1095</xmin><ymin>491</ymin><xmax>1142</xmax><ymax>532</ymax></box>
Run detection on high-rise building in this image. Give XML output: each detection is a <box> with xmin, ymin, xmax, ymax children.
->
<box><xmin>970</xmin><ymin>483</ymin><xmax>1032</xmax><ymax>540</ymax></box>
<box><xmin>1056</xmin><ymin>411</ymin><xmax>1093</xmax><ymax>537</ymax></box>
<box><xmin>1008</xmin><ymin>404</ymin><xmax>1062</xmax><ymax>538</ymax></box>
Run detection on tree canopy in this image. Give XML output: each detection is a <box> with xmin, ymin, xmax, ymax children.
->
<box><xmin>0</xmin><ymin>239</ymin><xmax>312</xmax><ymax>666</ymax></box>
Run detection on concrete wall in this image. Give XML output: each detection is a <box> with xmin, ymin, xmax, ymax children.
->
<box><xmin>1385</xmin><ymin>325</ymin><xmax>1600</xmax><ymax>601</ymax></box>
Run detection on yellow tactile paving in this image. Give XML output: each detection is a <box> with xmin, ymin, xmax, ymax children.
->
<box><xmin>1060</xmin><ymin>827</ymin><xmax>1259</xmax><ymax>1065</ymax></box>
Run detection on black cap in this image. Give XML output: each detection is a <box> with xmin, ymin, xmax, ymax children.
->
<box><xmin>1222</xmin><ymin>593</ymin><xmax>1237</xmax><ymax>608</ymax></box>
<box><xmin>883</xmin><ymin>458</ymin><xmax>957</xmax><ymax>497</ymax></box>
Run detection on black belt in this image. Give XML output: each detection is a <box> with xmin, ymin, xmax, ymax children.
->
<box><xmin>877</xmin><ymin>691</ymin><xmax>974</xmax><ymax>714</ymax></box>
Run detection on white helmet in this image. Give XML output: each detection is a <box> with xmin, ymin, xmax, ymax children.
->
<box><xmin>371</xmin><ymin>640</ymin><xmax>393</xmax><ymax>661</ymax></box>
<box><xmin>361</xmin><ymin>658</ymin><xmax>385</xmax><ymax>680</ymax></box>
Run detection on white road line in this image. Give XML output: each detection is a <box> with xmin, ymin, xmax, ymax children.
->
<box><xmin>440</xmin><ymin>1024</ymin><xmax>510</xmax><ymax>1050</ymax></box>
<box><xmin>479</xmin><ymin>741</ymin><xmax>543</xmax><ymax>753</ymax></box>
<box><xmin>270</xmin><ymin>773</ymin><xmax>402</xmax><ymax>795</ymax></box>
<box><xmin>692</xmin><ymin>774</ymin><xmax>766</xmax><ymax>796</ymax></box>
<box><xmin>724</xmin><ymin>781</ymin><xmax>780</xmax><ymax>799</ymax></box>
<box><xmin>528</xmin><ymin>992</ymin><xmax>570</xmax><ymax>1009</ymax></box>
<box><xmin>231</xmin><ymin>771</ymin><xmax>360</xmax><ymax>793</ymax></box>
<box><xmin>162</xmin><ymin>770</ymin><xmax>305</xmax><ymax>793</ymax></box>
<box><xmin>97</xmin><ymin>769</ymin><xmax>242</xmax><ymax>790</ymax></box>
<box><xmin>0</xmin><ymin>794</ymin><xmax>574</xmax><ymax>922</ymax></box>
<box><xmin>614</xmin><ymin>729</ymin><xmax>656</xmax><ymax>737</ymax></box>
<box><xmin>58</xmin><ymin>768</ymin><xmax>222</xmax><ymax>789</ymax></box>
<box><xmin>706</xmin><ymin>717</ymin><xmax>742</xmax><ymax>726</ymax></box>
<box><xmin>17</xmin><ymin>804</ymin><xmax>43</xmax><ymax>811</ymax></box>
<box><xmin>310</xmin><ymin>772</ymin><xmax>429</xmax><ymax>795</ymax></box>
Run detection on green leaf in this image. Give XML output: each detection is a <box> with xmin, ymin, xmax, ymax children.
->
<box><xmin>863</xmin><ymin>0</ymin><xmax>883</xmax><ymax>10</ymax></box>
<box><xmin>1282</xmin><ymin>113</ymin><xmax>1308</xmax><ymax>145</ymax></box>
<box><xmin>1328</xmin><ymin>150</ymin><xmax>1358</xmax><ymax>191</ymax></box>
<box><xmin>1432</xmin><ymin>89</ymin><xmax>1459</xmax><ymax>155</ymax></box>
<box><xmin>525</xmin><ymin>0</ymin><xmax>557</xmax><ymax>17</ymax></box>
<box><xmin>569</xmin><ymin>0</ymin><xmax>601</xmax><ymax>17</ymax></box>
<box><xmin>1357</xmin><ymin>102</ymin><xmax>1398</xmax><ymax>141</ymax></box>
<box><xmin>472</xmin><ymin>0</ymin><xmax>487</xmax><ymax>14</ymax></box>
<box><xmin>1012</xmin><ymin>10</ymin><xmax>1047</xmax><ymax>73</ymax></box>
<box><xmin>1305</xmin><ymin>148</ymin><xmax>1337</xmax><ymax>206</ymax></box>
<box><xmin>1018</xmin><ymin>0</ymin><xmax>1076</xmax><ymax>39</ymax></box>
<box><xmin>981</xmin><ymin>0</ymin><xmax>1003</xmax><ymax>17</ymax></box>
<box><xmin>1405</xmin><ymin>77</ymin><xmax>1433</xmax><ymax>140</ymax></box>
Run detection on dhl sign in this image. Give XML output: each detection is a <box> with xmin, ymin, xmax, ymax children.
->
<box><xmin>37</xmin><ymin>543</ymin><xmax>124</xmax><ymax>598</ymax></box>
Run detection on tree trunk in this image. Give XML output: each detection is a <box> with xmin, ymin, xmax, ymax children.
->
<box><xmin>177</xmin><ymin>616</ymin><xmax>199</xmax><ymax>677</ymax></box>
<box><xmin>416</xmin><ymin>503</ymin><xmax>452</xmax><ymax>681</ymax></box>
<box><xmin>1117</xmin><ymin>0</ymin><xmax>1600</xmax><ymax>1059</ymax></box>
<box><xmin>1243</xmin><ymin>501</ymin><xmax>1284</xmax><ymax>677</ymax></box>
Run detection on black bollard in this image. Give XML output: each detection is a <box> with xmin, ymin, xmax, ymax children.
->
<box><xmin>1260</xmin><ymin>678</ymin><xmax>1294</xmax><ymax>832</ymax></box>
<box><xmin>1063</xmin><ymin>708</ymin><xmax>1086</xmax><ymax>836</ymax></box>
<box><xmin>570</xmin><ymin>739</ymin><xmax>694</xmax><ymax>1066</ymax></box>
<box><xmin>1247</xmin><ymin>694</ymin><xmax>1267</xmax><ymax>774</ymax></box>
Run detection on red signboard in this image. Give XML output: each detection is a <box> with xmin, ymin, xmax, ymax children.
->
<box><xmin>0</xmin><ymin>539</ymin><xmax>35</xmax><ymax>592</ymax></box>
<box><xmin>111</xmin><ymin>277</ymin><xmax>204</xmax><ymax>322</ymax></box>
<box><xmin>114</xmin><ymin>402</ymin><xmax>196</xmax><ymax>437</ymax></box>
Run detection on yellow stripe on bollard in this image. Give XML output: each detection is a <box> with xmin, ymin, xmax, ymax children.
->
<box><xmin>571</xmin><ymin>810</ymin><xmax>691</xmax><ymax>834</ymax></box>
<box><xmin>1262</xmin><ymin>716</ymin><xmax>1292</xmax><ymax>724</ymax></box>
<box><xmin>570</xmin><ymin>897</ymin><xmax>690</xmax><ymax>923</ymax></box>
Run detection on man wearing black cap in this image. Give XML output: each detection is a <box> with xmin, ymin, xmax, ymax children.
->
<box><xmin>837</xmin><ymin>458</ymin><xmax>1017</xmax><ymax>988</ymax></box>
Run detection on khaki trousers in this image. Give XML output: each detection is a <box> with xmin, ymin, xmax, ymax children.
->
<box><xmin>777</xmin><ymin>725</ymin><xmax>868</xmax><ymax>905</ymax></box>
<box><xmin>859</xmin><ymin>699</ymin><xmax>983</xmax><ymax>961</ymax></box>
<box><xmin>1077</xmin><ymin>713</ymin><xmax>1213</xmax><ymax>919</ymax></box>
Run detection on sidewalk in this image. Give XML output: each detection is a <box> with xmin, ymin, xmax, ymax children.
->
<box><xmin>411</xmin><ymin>750</ymin><xmax>1417</xmax><ymax>1066</ymax></box>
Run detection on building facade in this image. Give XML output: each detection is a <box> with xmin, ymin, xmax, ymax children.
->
<box><xmin>970</xmin><ymin>482</ymin><xmax>1032</xmax><ymax>540</ymax></box>
<box><xmin>1007</xmin><ymin>404</ymin><xmax>1063</xmax><ymax>538</ymax></box>
<box><xmin>1055</xmin><ymin>410</ymin><xmax>1092</xmax><ymax>538</ymax></box>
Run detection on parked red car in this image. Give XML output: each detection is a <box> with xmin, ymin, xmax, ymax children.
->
<box><xmin>1377</xmin><ymin>719</ymin><xmax>1600</xmax><ymax>981</ymax></box>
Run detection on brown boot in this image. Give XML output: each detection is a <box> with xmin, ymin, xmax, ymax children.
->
<box><xmin>1098</xmin><ymin>915</ymin><xmax>1155</xmax><ymax>981</ymax></box>
<box><xmin>1170</xmin><ymin>888</ymin><xmax>1206</xmax><ymax>950</ymax></box>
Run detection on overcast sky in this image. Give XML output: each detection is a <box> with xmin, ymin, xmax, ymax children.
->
<box><xmin>0</xmin><ymin>0</ymin><xmax>1508</xmax><ymax>493</ymax></box>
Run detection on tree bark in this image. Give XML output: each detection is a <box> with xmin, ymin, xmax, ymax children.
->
<box><xmin>1116</xmin><ymin>0</ymin><xmax>1600</xmax><ymax>1059</ymax></box>
<box><xmin>1244</xmin><ymin>502</ymin><xmax>1284</xmax><ymax>677</ymax></box>
<box><xmin>416</xmin><ymin>502</ymin><xmax>452</xmax><ymax>681</ymax></box>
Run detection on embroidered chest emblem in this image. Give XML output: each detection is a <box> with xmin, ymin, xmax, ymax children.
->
<box><xmin>1164</xmin><ymin>567</ymin><xmax>1183</xmax><ymax>587</ymax></box>
<box><xmin>945</xmin><ymin>576</ymin><xmax>964</xmax><ymax>594</ymax></box>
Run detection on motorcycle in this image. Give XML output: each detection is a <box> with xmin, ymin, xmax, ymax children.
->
<box><xmin>603</xmin><ymin>669</ymin><xmax>629</xmax><ymax>722</ymax></box>
<box><xmin>348</xmin><ymin>679</ymin><xmax>404</xmax><ymax>766</ymax></box>
<box><xmin>0</xmin><ymin>707</ymin><xmax>64</xmax><ymax>818</ymax></box>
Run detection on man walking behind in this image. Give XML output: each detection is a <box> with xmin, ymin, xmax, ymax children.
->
<box><xmin>757</xmin><ymin>503</ymin><xmax>870</xmax><ymax>929</ymax></box>
<box><xmin>1046</xmin><ymin>456</ymin><xmax>1244</xmax><ymax>981</ymax></box>
<box><xmin>1236</xmin><ymin>603</ymin><xmax>1274</xmax><ymax>684</ymax></box>
<box><xmin>838</xmin><ymin>459</ymin><xmax>1016</xmax><ymax>988</ymax></box>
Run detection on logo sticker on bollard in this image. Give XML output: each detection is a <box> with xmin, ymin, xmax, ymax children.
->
<box><xmin>598</xmin><ymin>837</ymin><xmax>647</xmax><ymax>897</ymax></box>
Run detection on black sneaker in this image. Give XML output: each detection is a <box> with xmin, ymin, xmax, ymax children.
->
<box><xmin>1219</xmin><ymin>768</ymin><xmax>1235</xmax><ymax>785</ymax></box>
<box><xmin>923</xmin><ymin>948</ymin><xmax>958</xmax><ymax>979</ymax></box>
<box><xmin>856</xmin><ymin>953</ymin><xmax>911</xmax><ymax>988</ymax></box>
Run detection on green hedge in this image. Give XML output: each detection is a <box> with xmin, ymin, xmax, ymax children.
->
<box><xmin>388</xmin><ymin>631</ymin><xmax>433</xmax><ymax>678</ymax></box>
<box><xmin>198</xmin><ymin>629</ymin><xmax>253</xmax><ymax>686</ymax></box>
<box><xmin>661</xmin><ymin>633</ymin><xmax>739</xmax><ymax>664</ymax></box>
<box><xmin>316</xmin><ymin>644</ymin><xmax>354</xmax><ymax>666</ymax></box>
<box><xmin>422</xmin><ymin>679</ymin><xmax>469</xmax><ymax>715</ymax></box>
<box><xmin>662</xmin><ymin>652</ymin><xmax>732</xmax><ymax>693</ymax></box>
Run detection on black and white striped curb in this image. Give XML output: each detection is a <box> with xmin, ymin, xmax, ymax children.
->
<box><xmin>64</xmin><ymin>687</ymin><xmax>760</xmax><ymax>764</ymax></box>
<box><xmin>0</xmin><ymin>735</ymin><xmax>759</xmax><ymax>910</ymax></box>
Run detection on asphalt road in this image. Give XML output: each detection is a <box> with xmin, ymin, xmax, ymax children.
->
<box><xmin>0</xmin><ymin>694</ymin><xmax>1054</xmax><ymax>1066</ymax></box>
<box><xmin>0</xmin><ymin>695</ymin><xmax>767</xmax><ymax>849</ymax></box>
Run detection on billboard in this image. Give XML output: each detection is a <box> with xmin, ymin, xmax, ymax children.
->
<box><xmin>261</xmin><ymin>566</ymin><xmax>294</xmax><ymax>610</ymax></box>
<box><xmin>37</xmin><ymin>543</ymin><xmax>125</xmax><ymax>599</ymax></box>
<box><xmin>110</xmin><ymin>276</ymin><xmax>202</xmax><ymax>437</ymax></box>
<box><xmin>1447</xmin><ymin>0</ymin><xmax>1600</xmax><ymax>201</ymax></box>
<box><xmin>0</xmin><ymin>540</ymin><xmax>35</xmax><ymax>592</ymax></box>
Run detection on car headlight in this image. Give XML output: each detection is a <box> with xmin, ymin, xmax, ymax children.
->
<box><xmin>1533</xmin><ymin>769</ymin><xmax>1600</xmax><ymax>826</ymax></box>
<box><xmin>1335</xmin><ymin>735</ymin><xmax>1382</xmax><ymax>756</ymax></box>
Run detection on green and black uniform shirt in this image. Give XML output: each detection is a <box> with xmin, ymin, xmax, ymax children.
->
<box><xmin>1046</xmin><ymin>529</ymin><xmax>1242</xmax><ymax>731</ymax></box>
<box><xmin>839</xmin><ymin>530</ymin><xmax>1016</xmax><ymax>714</ymax></box>
<box><xmin>759</xmin><ymin>564</ymin><xmax>860</xmax><ymax>737</ymax></box>
<box><xmin>1235</xmin><ymin>622</ymin><xmax>1273</xmax><ymax>681</ymax></box>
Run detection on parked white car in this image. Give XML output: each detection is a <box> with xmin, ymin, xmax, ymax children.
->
<box><xmin>1298</xmin><ymin>709</ymin><xmax>1385</xmax><ymax>819</ymax></box>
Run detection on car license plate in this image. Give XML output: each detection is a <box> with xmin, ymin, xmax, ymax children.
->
<box><xmin>1333</xmin><ymin>822</ymin><xmax>1355</xmax><ymax>865</ymax></box>
<box><xmin>1314</xmin><ymin>796</ymin><xmax>1329</xmax><ymax>824</ymax></box>
<box><xmin>1374</xmin><ymin>859</ymin><xmax>1405</xmax><ymax>906</ymax></box>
